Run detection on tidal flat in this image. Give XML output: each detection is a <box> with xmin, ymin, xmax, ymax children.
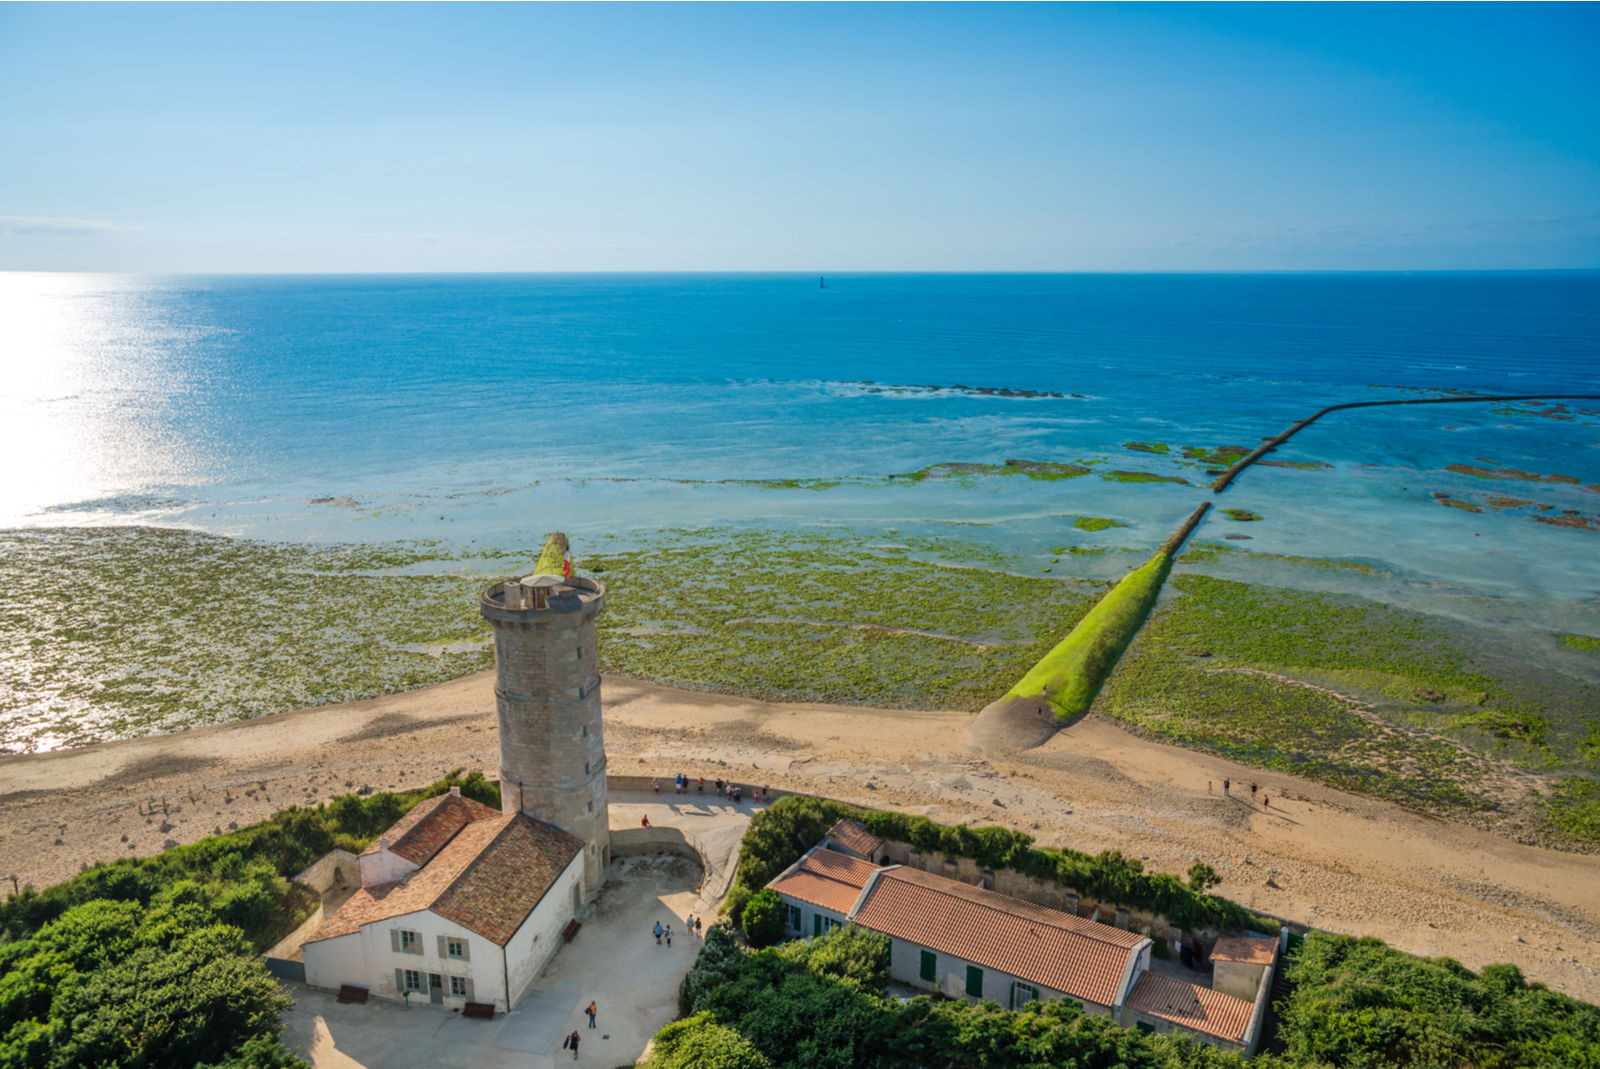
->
<box><xmin>2</xmin><ymin>516</ymin><xmax>1596</xmax><ymax>849</ymax></box>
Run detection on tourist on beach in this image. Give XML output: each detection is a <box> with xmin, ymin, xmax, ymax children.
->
<box><xmin>586</xmin><ymin>1001</ymin><xmax>597</xmax><ymax>1028</ymax></box>
<box><xmin>1223</xmin><ymin>779</ymin><xmax>1230</xmax><ymax>795</ymax></box>
<box><xmin>654</xmin><ymin>920</ymin><xmax>662</xmax><ymax>944</ymax></box>
<box><xmin>1250</xmin><ymin>783</ymin><xmax>1258</xmax><ymax>800</ymax></box>
<box><xmin>1208</xmin><ymin>781</ymin><xmax>1212</xmax><ymax>793</ymax></box>
<box><xmin>1263</xmin><ymin>795</ymin><xmax>1270</xmax><ymax>809</ymax></box>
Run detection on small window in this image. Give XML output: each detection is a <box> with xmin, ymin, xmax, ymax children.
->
<box><xmin>966</xmin><ymin>965</ymin><xmax>984</xmax><ymax>998</ymax></box>
<box><xmin>584</xmin><ymin>761</ymin><xmax>591</xmax><ymax>775</ymax></box>
<box><xmin>403</xmin><ymin>969</ymin><xmax>424</xmax><ymax>992</ymax></box>
<box><xmin>447</xmin><ymin>937</ymin><xmax>464</xmax><ymax>959</ymax></box>
<box><xmin>576</xmin><ymin>647</ymin><xmax>582</xmax><ymax>660</ymax></box>
<box><xmin>588</xmin><ymin>800</ymin><xmax>594</xmax><ymax>812</ymax></box>
<box><xmin>582</xmin><ymin>724</ymin><xmax>588</xmax><ymax>737</ymax></box>
<box><xmin>1135</xmin><ymin>1021</ymin><xmax>1156</xmax><ymax>1035</ymax></box>
<box><xmin>399</xmin><ymin>930</ymin><xmax>420</xmax><ymax>953</ymax></box>
<box><xmin>919</xmin><ymin>949</ymin><xmax>937</xmax><ymax>982</ymax></box>
<box><xmin>788</xmin><ymin>904</ymin><xmax>802</xmax><ymax>930</ymax></box>
<box><xmin>450</xmin><ymin>976</ymin><xmax>467</xmax><ymax>998</ymax></box>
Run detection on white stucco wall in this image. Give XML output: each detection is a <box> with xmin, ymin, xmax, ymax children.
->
<box><xmin>355</xmin><ymin>909</ymin><xmax>506</xmax><ymax>1008</ymax></box>
<box><xmin>504</xmin><ymin>850</ymin><xmax>586</xmax><ymax>1008</ymax></box>
<box><xmin>303</xmin><ymin>931</ymin><xmax>365</xmax><ymax>992</ymax></box>
<box><xmin>774</xmin><ymin>893</ymin><xmax>850</xmax><ymax>940</ymax></box>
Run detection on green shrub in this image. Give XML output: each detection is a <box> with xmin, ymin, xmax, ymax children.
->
<box><xmin>740</xmin><ymin>889</ymin><xmax>786</xmax><ymax>948</ymax></box>
<box><xmin>648</xmin><ymin>1012</ymin><xmax>773</xmax><ymax>1069</ymax></box>
<box><xmin>679</xmin><ymin>924</ymin><xmax>746</xmax><ymax>1017</ymax></box>
<box><xmin>0</xmin><ymin>898</ymin><xmax>305</xmax><ymax>1069</ymax></box>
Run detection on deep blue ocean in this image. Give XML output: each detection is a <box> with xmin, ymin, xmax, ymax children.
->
<box><xmin>3</xmin><ymin>272</ymin><xmax>1598</xmax><ymax>610</ymax></box>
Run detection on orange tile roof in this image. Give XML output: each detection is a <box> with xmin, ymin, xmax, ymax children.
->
<box><xmin>1211</xmin><ymin>935</ymin><xmax>1277</xmax><ymax>966</ymax></box>
<box><xmin>769</xmin><ymin>849</ymin><xmax>879</xmax><ymax>916</ymax></box>
<box><xmin>851</xmin><ymin>867</ymin><xmax>1143</xmax><ymax>1008</ymax></box>
<box><xmin>359</xmin><ymin>793</ymin><xmax>502</xmax><ymax>867</ymax></box>
<box><xmin>1125</xmin><ymin>971</ymin><xmax>1255</xmax><ymax>1043</ymax></box>
<box><xmin>826</xmin><ymin>819</ymin><xmax>884</xmax><ymax>859</ymax></box>
<box><xmin>308</xmin><ymin>814</ymin><xmax>583</xmax><ymax>947</ymax></box>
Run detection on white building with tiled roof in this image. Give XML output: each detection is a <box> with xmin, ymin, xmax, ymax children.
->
<box><xmin>767</xmin><ymin>845</ymin><xmax>1275</xmax><ymax>1057</ymax></box>
<box><xmin>303</xmin><ymin>788</ymin><xmax>585</xmax><ymax>1010</ymax></box>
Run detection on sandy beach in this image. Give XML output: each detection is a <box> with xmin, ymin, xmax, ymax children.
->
<box><xmin>1</xmin><ymin>671</ymin><xmax>1597</xmax><ymax>1003</ymax></box>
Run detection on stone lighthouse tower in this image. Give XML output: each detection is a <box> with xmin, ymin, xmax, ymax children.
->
<box><xmin>480</xmin><ymin>532</ymin><xmax>609</xmax><ymax>894</ymax></box>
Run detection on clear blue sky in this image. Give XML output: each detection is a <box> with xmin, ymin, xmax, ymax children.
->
<box><xmin>1</xmin><ymin>2</ymin><xmax>1596</xmax><ymax>272</ymax></box>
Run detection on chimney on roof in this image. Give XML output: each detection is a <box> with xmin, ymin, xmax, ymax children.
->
<box><xmin>377</xmin><ymin>837</ymin><xmax>390</xmax><ymax>852</ymax></box>
<box><xmin>450</xmin><ymin>786</ymin><xmax>461</xmax><ymax>797</ymax></box>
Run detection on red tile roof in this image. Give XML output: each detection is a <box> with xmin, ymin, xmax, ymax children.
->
<box><xmin>769</xmin><ymin>849</ymin><xmax>879</xmax><ymax>916</ymax></box>
<box><xmin>308</xmin><ymin>813</ymin><xmax>583</xmax><ymax>947</ymax></box>
<box><xmin>1125</xmin><ymin>971</ymin><xmax>1255</xmax><ymax>1043</ymax></box>
<box><xmin>851</xmin><ymin>867</ymin><xmax>1144</xmax><ymax>1008</ymax></box>
<box><xmin>1211</xmin><ymin>935</ymin><xmax>1277</xmax><ymax>966</ymax></box>
<box><xmin>826</xmin><ymin>819</ymin><xmax>884</xmax><ymax>859</ymax></box>
<box><xmin>359</xmin><ymin>793</ymin><xmax>502</xmax><ymax>867</ymax></box>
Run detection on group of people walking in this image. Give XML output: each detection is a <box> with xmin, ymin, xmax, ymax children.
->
<box><xmin>561</xmin><ymin>1001</ymin><xmax>600</xmax><ymax>1060</ymax></box>
<box><xmin>653</xmin><ymin>774</ymin><xmax>769</xmax><ymax>805</ymax></box>
<box><xmin>1210</xmin><ymin>777</ymin><xmax>1270</xmax><ymax>809</ymax></box>
<box><xmin>653</xmin><ymin>914</ymin><xmax>703</xmax><ymax>946</ymax></box>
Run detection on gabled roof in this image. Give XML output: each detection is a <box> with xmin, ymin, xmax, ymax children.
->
<box><xmin>308</xmin><ymin>813</ymin><xmax>583</xmax><ymax>947</ymax></box>
<box><xmin>359</xmin><ymin>792</ymin><xmax>502</xmax><ymax>867</ymax></box>
<box><xmin>1124</xmin><ymin>971</ymin><xmax>1255</xmax><ymax>1043</ymax></box>
<box><xmin>850</xmin><ymin>866</ymin><xmax>1144</xmax><ymax>1008</ymax></box>
<box><xmin>826</xmin><ymin>819</ymin><xmax>884</xmax><ymax>859</ymax></box>
<box><xmin>769</xmin><ymin>848</ymin><xmax>879</xmax><ymax>915</ymax></box>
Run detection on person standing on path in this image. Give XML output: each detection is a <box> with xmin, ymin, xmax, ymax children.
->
<box><xmin>698</xmin><ymin>777</ymin><xmax>704</xmax><ymax>793</ymax></box>
<box><xmin>1224</xmin><ymin>779</ymin><xmax>1230</xmax><ymax>795</ymax></box>
<box><xmin>568</xmin><ymin>1030</ymin><xmax>580</xmax><ymax>1060</ymax></box>
<box><xmin>1263</xmin><ymin>795</ymin><xmax>1270</xmax><ymax>809</ymax></box>
<box><xmin>640</xmin><ymin>815</ymin><xmax>650</xmax><ymax>828</ymax></box>
<box><xmin>665</xmin><ymin>924</ymin><xmax>673</xmax><ymax>947</ymax></box>
<box><xmin>1250</xmin><ymin>783</ymin><xmax>1258</xmax><ymax>801</ymax></box>
<box><xmin>696</xmin><ymin>916</ymin><xmax>703</xmax><ymax>938</ymax></box>
<box><xmin>654</xmin><ymin>920</ymin><xmax>662</xmax><ymax>944</ymax></box>
<box><xmin>1208</xmin><ymin>781</ymin><xmax>1212</xmax><ymax>793</ymax></box>
<box><xmin>653</xmin><ymin>778</ymin><xmax>659</xmax><ymax>795</ymax></box>
<box><xmin>586</xmin><ymin>1001</ymin><xmax>597</xmax><ymax>1029</ymax></box>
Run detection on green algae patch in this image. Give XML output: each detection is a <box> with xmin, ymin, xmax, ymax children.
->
<box><xmin>1072</xmin><ymin>517</ymin><xmax>1127</xmax><ymax>532</ymax></box>
<box><xmin>1182</xmin><ymin>445</ymin><xmax>1253</xmax><ymax>466</ymax></box>
<box><xmin>1563</xmin><ymin>634</ymin><xmax>1600</xmax><ymax>652</ymax></box>
<box><xmin>1006</xmin><ymin>552</ymin><xmax>1171</xmax><ymax>717</ymax></box>
<box><xmin>587</xmin><ymin>529</ymin><xmax>1098</xmax><ymax>711</ymax></box>
<box><xmin>889</xmin><ymin>459</ymin><xmax>1089</xmax><ymax>483</ymax></box>
<box><xmin>1542</xmin><ymin>778</ymin><xmax>1600</xmax><ymax>847</ymax></box>
<box><xmin>1094</xmin><ymin>573</ymin><xmax>1598</xmax><ymax>834</ymax></box>
<box><xmin>0</xmin><ymin>528</ymin><xmax>497</xmax><ymax>753</ymax></box>
<box><xmin>1221</xmin><ymin>509</ymin><xmax>1262</xmax><ymax>522</ymax></box>
<box><xmin>1101</xmin><ymin>470</ymin><xmax>1189</xmax><ymax>485</ymax></box>
<box><xmin>1124</xmin><ymin>442</ymin><xmax>1170</xmax><ymax>455</ymax></box>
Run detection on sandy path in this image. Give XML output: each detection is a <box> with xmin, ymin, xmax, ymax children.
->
<box><xmin>1</xmin><ymin>671</ymin><xmax>1597</xmax><ymax>1003</ymax></box>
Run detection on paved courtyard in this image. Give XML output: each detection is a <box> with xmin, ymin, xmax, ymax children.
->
<box><xmin>278</xmin><ymin>794</ymin><xmax>756</xmax><ymax>1067</ymax></box>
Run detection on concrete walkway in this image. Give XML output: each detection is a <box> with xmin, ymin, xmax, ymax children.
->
<box><xmin>279</xmin><ymin>795</ymin><xmax>755</xmax><ymax>1067</ymax></box>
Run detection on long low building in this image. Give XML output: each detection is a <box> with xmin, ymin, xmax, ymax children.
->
<box><xmin>769</xmin><ymin>828</ymin><xmax>1274</xmax><ymax>1057</ymax></box>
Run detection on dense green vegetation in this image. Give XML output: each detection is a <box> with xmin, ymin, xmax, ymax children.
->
<box><xmin>1098</xmin><ymin>573</ymin><xmax>1600</xmax><ymax>839</ymax></box>
<box><xmin>660</xmin><ymin>923</ymin><xmax>1241</xmax><ymax>1069</ymax></box>
<box><xmin>1074</xmin><ymin>516</ymin><xmax>1129</xmax><ymax>532</ymax></box>
<box><xmin>1273</xmin><ymin>932</ymin><xmax>1600</xmax><ymax>1067</ymax></box>
<box><xmin>590</xmin><ymin>529</ymin><xmax>1099</xmax><ymax>711</ymax></box>
<box><xmin>1564</xmin><ymin>634</ymin><xmax>1600</xmax><ymax>652</ymax></box>
<box><xmin>1009</xmin><ymin>552</ymin><xmax>1172</xmax><ymax>717</ymax></box>
<box><xmin>660</xmin><ymin>923</ymin><xmax>1600</xmax><ymax>1069</ymax></box>
<box><xmin>0</xmin><ymin>772</ymin><xmax>496</xmax><ymax>1069</ymax></box>
<box><xmin>722</xmin><ymin>796</ymin><xmax>1279</xmax><ymax>937</ymax></box>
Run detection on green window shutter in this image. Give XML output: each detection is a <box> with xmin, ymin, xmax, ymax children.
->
<box><xmin>966</xmin><ymin>965</ymin><xmax>984</xmax><ymax>998</ymax></box>
<box><xmin>394</xmin><ymin>967</ymin><xmax>404</xmax><ymax>993</ymax></box>
<box><xmin>919</xmin><ymin>949</ymin><xmax>937</xmax><ymax>982</ymax></box>
<box><xmin>1135</xmin><ymin>1021</ymin><xmax>1156</xmax><ymax>1035</ymax></box>
<box><xmin>813</xmin><ymin>913</ymin><xmax>822</xmax><ymax>937</ymax></box>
